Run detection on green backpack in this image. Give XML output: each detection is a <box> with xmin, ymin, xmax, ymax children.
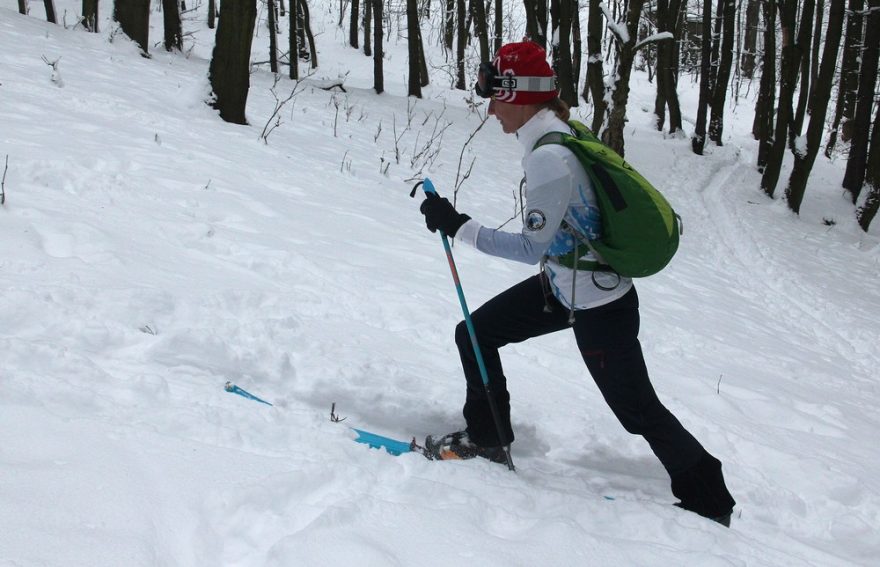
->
<box><xmin>534</xmin><ymin>120</ymin><xmax>682</xmax><ymax>278</ymax></box>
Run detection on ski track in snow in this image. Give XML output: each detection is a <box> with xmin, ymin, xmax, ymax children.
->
<box><xmin>1</xmin><ymin>5</ymin><xmax>879</xmax><ymax>567</ymax></box>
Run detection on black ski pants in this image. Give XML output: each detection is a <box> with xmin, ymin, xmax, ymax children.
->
<box><xmin>456</xmin><ymin>274</ymin><xmax>706</xmax><ymax>476</ymax></box>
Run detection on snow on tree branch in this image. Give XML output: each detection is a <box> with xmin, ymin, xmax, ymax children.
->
<box><xmin>634</xmin><ymin>32</ymin><xmax>674</xmax><ymax>52</ymax></box>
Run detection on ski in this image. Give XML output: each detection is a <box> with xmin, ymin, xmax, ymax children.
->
<box><xmin>351</xmin><ymin>428</ymin><xmax>429</xmax><ymax>457</ymax></box>
<box><xmin>332</xmin><ymin>403</ymin><xmax>429</xmax><ymax>458</ymax></box>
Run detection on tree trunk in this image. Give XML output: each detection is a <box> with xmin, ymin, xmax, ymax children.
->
<box><xmin>407</xmin><ymin>0</ymin><xmax>422</xmax><ymax>97</ymax></box>
<box><xmin>209</xmin><ymin>0</ymin><xmax>216</xmax><ymax>29</ymax></box>
<box><xmin>209</xmin><ymin>0</ymin><xmax>258</xmax><ymax>125</ymax></box>
<box><xmin>444</xmin><ymin>0</ymin><xmax>455</xmax><ymax>50</ymax></box>
<box><xmin>791</xmin><ymin>0</ymin><xmax>816</xmax><ymax>140</ymax></box>
<box><xmin>708</xmin><ymin>0</ymin><xmax>723</xmax><ymax>95</ymax></box>
<box><xmin>290</xmin><ymin>0</ymin><xmax>299</xmax><ymax>78</ymax></box>
<box><xmin>754</xmin><ymin>0</ymin><xmax>776</xmax><ymax>169</ymax></box>
<box><xmin>268</xmin><ymin>0</ymin><xmax>279</xmax><ymax>72</ymax></box>
<box><xmin>826</xmin><ymin>0</ymin><xmax>865</xmax><ymax>154</ymax></box>
<box><xmin>692</xmin><ymin>0</ymin><xmax>713</xmax><ymax>154</ymax></box>
<box><xmin>470</xmin><ymin>0</ymin><xmax>490</xmax><ymax>61</ymax></box>
<box><xmin>857</xmin><ymin>102</ymin><xmax>880</xmax><ymax>231</ymax></box>
<box><xmin>114</xmin><ymin>0</ymin><xmax>151</xmax><ymax>54</ymax></box>
<box><xmin>810</xmin><ymin>0</ymin><xmax>824</xmax><ymax>87</ymax></box>
<box><xmin>663</xmin><ymin>0</ymin><xmax>684</xmax><ymax>134</ymax></box>
<box><xmin>364</xmin><ymin>0</ymin><xmax>372</xmax><ymax>56</ymax></box>
<box><xmin>602</xmin><ymin>0</ymin><xmax>646</xmax><ymax>157</ymax></box>
<box><xmin>455</xmin><ymin>0</ymin><xmax>466</xmax><ymax>89</ymax></box>
<box><xmin>784</xmin><ymin>0</ymin><xmax>845</xmax><ymax>214</ymax></box>
<box><xmin>82</xmin><ymin>0</ymin><xmax>99</xmax><ymax>32</ymax></box>
<box><xmin>760</xmin><ymin>0</ymin><xmax>802</xmax><ymax>197</ymax></box>
<box><xmin>654</xmin><ymin>0</ymin><xmax>671</xmax><ymax>131</ymax></box>
<box><xmin>44</xmin><ymin>0</ymin><xmax>57</xmax><ymax>23</ymax></box>
<box><xmin>741</xmin><ymin>0</ymin><xmax>758</xmax><ymax>78</ymax></box>
<box><xmin>350</xmin><ymin>0</ymin><xmax>360</xmax><ymax>48</ymax></box>
<box><xmin>494</xmin><ymin>0</ymin><xmax>503</xmax><ymax>54</ymax></box>
<box><xmin>655</xmin><ymin>0</ymin><xmax>684</xmax><ymax>134</ymax></box>
<box><xmin>18</xmin><ymin>0</ymin><xmax>27</xmax><ymax>15</ymax></box>
<box><xmin>300</xmin><ymin>0</ymin><xmax>318</xmax><ymax>68</ymax></box>
<box><xmin>523</xmin><ymin>0</ymin><xmax>549</xmax><ymax>47</ymax></box>
<box><xmin>372</xmin><ymin>0</ymin><xmax>384</xmax><ymax>93</ymax></box>
<box><xmin>708</xmin><ymin>0</ymin><xmax>735</xmax><ymax>144</ymax></box>
<box><xmin>585</xmin><ymin>0</ymin><xmax>607</xmax><ymax>134</ymax></box>
<box><xmin>553</xmin><ymin>0</ymin><xmax>577</xmax><ymax>106</ymax></box>
<box><xmin>572</xmin><ymin>0</ymin><xmax>582</xmax><ymax>97</ymax></box>
<box><xmin>162</xmin><ymin>0</ymin><xmax>183</xmax><ymax>51</ymax></box>
<box><xmin>842</xmin><ymin>0</ymin><xmax>880</xmax><ymax>203</ymax></box>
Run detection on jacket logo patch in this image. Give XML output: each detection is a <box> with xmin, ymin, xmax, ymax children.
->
<box><xmin>526</xmin><ymin>209</ymin><xmax>546</xmax><ymax>231</ymax></box>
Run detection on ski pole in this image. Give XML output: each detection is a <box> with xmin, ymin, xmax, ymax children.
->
<box><xmin>412</xmin><ymin>178</ymin><xmax>515</xmax><ymax>471</ymax></box>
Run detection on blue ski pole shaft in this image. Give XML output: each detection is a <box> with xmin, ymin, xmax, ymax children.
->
<box><xmin>417</xmin><ymin>178</ymin><xmax>515</xmax><ymax>471</ymax></box>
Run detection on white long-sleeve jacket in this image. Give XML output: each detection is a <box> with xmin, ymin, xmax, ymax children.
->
<box><xmin>455</xmin><ymin>109</ymin><xmax>632</xmax><ymax>310</ymax></box>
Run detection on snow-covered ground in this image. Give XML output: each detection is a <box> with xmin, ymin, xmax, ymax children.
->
<box><xmin>1</xmin><ymin>3</ymin><xmax>878</xmax><ymax>566</ymax></box>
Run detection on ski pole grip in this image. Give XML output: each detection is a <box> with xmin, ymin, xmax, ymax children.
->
<box><xmin>409</xmin><ymin>178</ymin><xmax>439</xmax><ymax>198</ymax></box>
<box><xmin>421</xmin><ymin>178</ymin><xmax>437</xmax><ymax>195</ymax></box>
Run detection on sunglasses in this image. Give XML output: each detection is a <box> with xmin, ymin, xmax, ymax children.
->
<box><xmin>474</xmin><ymin>61</ymin><xmax>558</xmax><ymax>99</ymax></box>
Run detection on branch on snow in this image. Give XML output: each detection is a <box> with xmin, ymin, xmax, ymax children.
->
<box><xmin>1</xmin><ymin>154</ymin><xmax>7</xmax><ymax>205</ymax></box>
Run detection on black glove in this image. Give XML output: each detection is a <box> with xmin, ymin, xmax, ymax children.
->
<box><xmin>419</xmin><ymin>193</ymin><xmax>471</xmax><ymax>237</ymax></box>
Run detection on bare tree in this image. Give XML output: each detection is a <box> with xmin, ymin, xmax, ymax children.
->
<box><xmin>842</xmin><ymin>0</ymin><xmax>880</xmax><ymax>203</ymax></box>
<box><xmin>603</xmin><ymin>0</ymin><xmax>666</xmax><ymax>157</ymax></box>
<box><xmin>523</xmin><ymin>0</ymin><xmax>549</xmax><ymax>47</ymax></box>
<box><xmin>741</xmin><ymin>0</ymin><xmax>759</xmax><ymax>78</ymax></box>
<box><xmin>784</xmin><ymin>0</ymin><xmax>845</xmax><ymax>213</ymax></box>
<box><xmin>760</xmin><ymin>0</ymin><xmax>804</xmax><ymax>197</ymax></box>
<box><xmin>163</xmin><ymin>0</ymin><xmax>183</xmax><ymax>51</ymax></box>
<box><xmin>209</xmin><ymin>0</ymin><xmax>216</xmax><ymax>29</ymax></box>
<box><xmin>290</xmin><ymin>0</ymin><xmax>299</xmax><ymax>78</ymax></box>
<box><xmin>584</xmin><ymin>0</ymin><xmax>607</xmax><ymax>134</ymax></box>
<box><xmin>44</xmin><ymin>0</ymin><xmax>57</xmax><ymax>23</ymax></box>
<box><xmin>493</xmin><ymin>0</ymin><xmax>503</xmax><ymax>53</ymax></box>
<box><xmin>455</xmin><ymin>0</ymin><xmax>466</xmax><ymax>89</ymax></box>
<box><xmin>372</xmin><ymin>0</ymin><xmax>384</xmax><ymax>93</ymax></box>
<box><xmin>708</xmin><ymin>0</ymin><xmax>735</xmax><ymax>144</ymax></box>
<box><xmin>444</xmin><ymin>0</ymin><xmax>455</xmax><ymax>50</ymax></box>
<box><xmin>826</xmin><ymin>0</ymin><xmax>865</xmax><ymax>155</ymax></box>
<box><xmin>300</xmin><ymin>0</ymin><xmax>318</xmax><ymax>68</ymax></box>
<box><xmin>791</xmin><ymin>0</ymin><xmax>816</xmax><ymax>138</ymax></box>
<box><xmin>551</xmin><ymin>0</ymin><xmax>578</xmax><ymax>106</ymax></box>
<box><xmin>208</xmin><ymin>0</ymin><xmax>258</xmax><ymax>124</ymax></box>
<box><xmin>692</xmin><ymin>0</ymin><xmax>713</xmax><ymax>154</ymax></box>
<box><xmin>82</xmin><ymin>0</ymin><xmax>98</xmax><ymax>32</ymax></box>
<box><xmin>114</xmin><ymin>0</ymin><xmax>150</xmax><ymax>54</ymax></box>
<box><xmin>349</xmin><ymin>0</ymin><xmax>360</xmax><ymax>48</ymax></box>
<box><xmin>654</xmin><ymin>0</ymin><xmax>685</xmax><ymax>134</ymax></box>
<box><xmin>470</xmin><ymin>0</ymin><xmax>490</xmax><ymax>62</ymax></box>
<box><xmin>364</xmin><ymin>0</ymin><xmax>372</xmax><ymax>56</ymax></box>
<box><xmin>407</xmin><ymin>0</ymin><xmax>423</xmax><ymax>97</ymax></box>
<box><xmin>18</xmin><ymin>0</ymin><xmax>27</xmax><ymax>15</ymax></box>
<box><xmin>754</xmin><ymin>0</ymin><xmax>776</xmax><ymax>170</ymax></box>
<box><xmin>268</xmin><ymin>0</ymin><xmax>279</xmax><ymax>72</ymax></box>
<box><xmin>857</xmin><ymin>102</ymin><xmax>880</xmax><ymax>231</ymax></box>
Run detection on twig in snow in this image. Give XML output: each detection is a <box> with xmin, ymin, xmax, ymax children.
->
<box><xmin>453</xmin><ymin>115</ymin><xmax>489</xmax><ymax>203</ymax></box>
<box><xmin>330</xmin><ymin>402</ymin><xmax>347</xmax><ymax>422</ymax></box>
<box><xmin>259</xmin><ymin>74</ymin><xmax>305</xmax><ymax>144</ymax></box>
<box><xmin>717</xmin><ymin>374</ymin><xmax>723</xmax><ymax>395</ymax></box>
<box><xmin>1</xmin><ymin>154</ymin><xmax>7</xmax><ymax>205</ymax></box>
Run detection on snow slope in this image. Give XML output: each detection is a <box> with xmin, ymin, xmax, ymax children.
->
<box><xmin>1</xmin><ymin>4</ymin><xmax>879</xmax><ymax>566</ymax></box>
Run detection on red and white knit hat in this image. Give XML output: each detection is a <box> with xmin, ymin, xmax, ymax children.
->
<box><xmin>491</xmin><ymin>42</ymin><xmax>558</xmax><ymax>105</ymax></box>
